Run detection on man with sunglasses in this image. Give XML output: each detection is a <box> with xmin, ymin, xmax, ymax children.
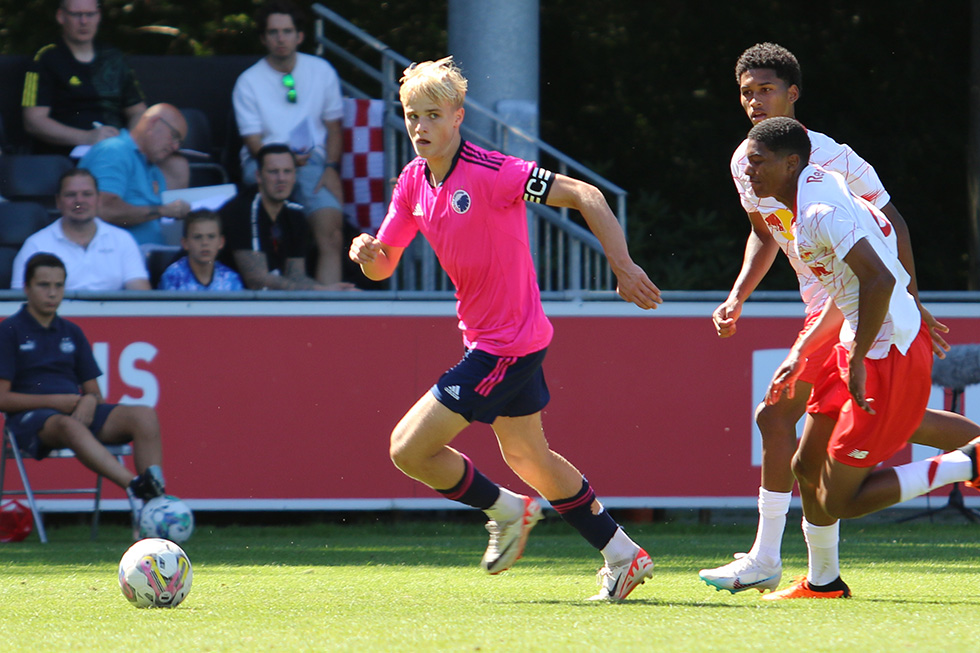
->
<box><xmin>22</xmin><ymin>0</ymin><xmax>188</xmax><ymax>191</ymax></box>
<box><xmin>79</xmin><ymin>103</ymin><xmax>191</xmax><ymax>246</ymax></box>
<box><xmin>232</xmin><ymin>0</ymin><xmax>346</xmax><ymax>288</ymax></box>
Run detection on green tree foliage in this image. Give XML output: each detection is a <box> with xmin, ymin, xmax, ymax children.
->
<box><xmin>537</xmin><ymin>2</ymin><xmax>970</xmax><ymax>290</ymax></box>
<box><xmin>0</xmin><ymin>1</ymin><xmax>969</xmax><ymax>289</ymax></box>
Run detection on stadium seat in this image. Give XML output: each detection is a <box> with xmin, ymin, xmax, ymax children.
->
<box><xmin>0</xmin><ymin>154</ymin><xmax>74</xmax><ymax>209</ymax></box>
<box><xmin>145</xmin><ymin>246</ymin><xmax>183</xmax><ymax>288</ymax></box>
<box><xmin>180</xmin><ymin>107</ymin><xmax>228</xmax><ymax>187</ymax></box>
<box><xmin>0</xmin><ymin>201</ymin><xmax>53</xmax><ymax>288</ymax></box>
<box><xmin>0</xmin><ymin>427</ymin><xmax>139</xmax><ymax>543</ymax></box>
<box><xmin>0</xmin><ymin>200</ymin><xmax>52</xmax><ymax>246</ymax></box>
<box><xmin>0</xmin><ymin>247</ymin><xmax>17</xmax><ymax>290</ymax></box>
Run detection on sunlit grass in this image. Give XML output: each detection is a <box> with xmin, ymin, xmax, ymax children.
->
<box><xmin>1</xmin><ymin>512</ymin><xmax>977</xmax><ymax>652</ymax></box>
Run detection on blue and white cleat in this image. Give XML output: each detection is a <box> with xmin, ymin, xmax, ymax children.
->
<box><xmin>699</xmin><ymin>553</ymin><xmax>781</xmax><ymax>594</ymax></box>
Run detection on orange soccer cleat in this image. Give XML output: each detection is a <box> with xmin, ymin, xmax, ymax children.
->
<box><xmin>760</xmin><ymin>576</ymin><xmax>851</xmax><ymax>601</ymax></box>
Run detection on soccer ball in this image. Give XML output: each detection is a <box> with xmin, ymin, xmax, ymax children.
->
<box><xmin>139</xmin><ymin>495</ymin><xmax>194</xmax><ymax>543</ymax></box>
<box><xmin>118</xmin><ymin>538</ymin><xmax>192</xmax><ymax>608</ymax></box>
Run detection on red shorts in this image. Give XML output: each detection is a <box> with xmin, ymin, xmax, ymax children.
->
<box><xmin>807</xmin><ymin>321</ymin><xmax>932</xmax><ymax>468</ymax></box>
<box><xmin>796</xmin><ymin>311</ymin><xmax>839</xmax><ymax>386</ymax></box>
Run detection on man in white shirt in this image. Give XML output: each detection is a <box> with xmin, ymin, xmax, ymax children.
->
<box><xmin>232</xmin><ymin>0</ymin><xmax>345</xmax><ymax>287</ymax></box>
<box><xmin>746</xmin><ymin>116</ymin><xmax>980</xmax><ymax>600</ymax></box>
<box><xmin>11</xmin><ymin>168</ymin><xmax>150</xmax><ymax>291</ymax></box>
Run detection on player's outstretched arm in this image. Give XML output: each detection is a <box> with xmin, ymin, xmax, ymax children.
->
<box><xmin>714</xmin><ymin>212</ymin><xmax>780</xmax><ymax>338</ymax></box>
<box><xmin>545</xmin><ymin>175</ymin><xmax>662</xmax><ymax>310</ymax></box>
<box><xmin>349</xmin><ymin>233</ymin><xmax>404</xmax><ymax>282</ymax></box>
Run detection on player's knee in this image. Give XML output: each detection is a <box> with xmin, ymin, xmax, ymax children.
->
<box><xmin>388</xmin><ymin>435</ymin><xmax>417</xmax><ymax>475</ymax></box>
<box><xmin>131</xmin><ymin>405</ymin><xmax>159</xmax><ymax>426</ymax></box>
<box><xmin>43</xmin><ymin>414</ymin><xmax>92</xmax><ymax>450</ymax></box>
<box><xmin>790</xmin><ymin>452</ymin><xmax>818</xmax><ymax>488</ymax></box>
<box><xmin>816</xmin><ymin>487</ymin><xmax>855</xmax><ymax>519</ymax></box>
<box><xmin>122</xmin><ymin>405</ymin><xmax>160</xmax><ymax>437</ymax></box>
<box><xmin>45</xmin><ymin>414</ymin><xmax>82</xmax><ymax>440</ymax></box>
<box><xmin>755</xmin><ymin>402</ymin><xmax>799</xmax><ymax>445</ymax></box>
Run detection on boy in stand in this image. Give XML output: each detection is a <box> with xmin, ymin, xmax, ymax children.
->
<box><xmin>159</xmin><ymin>210</ymin><xmax>243</xmax><ymax>291</ymax></box>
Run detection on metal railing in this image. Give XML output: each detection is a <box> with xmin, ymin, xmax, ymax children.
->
<box><xmin>312</xmin><ymin>3</ymin><xmax>626</xmax><ymax>294</ymax></box>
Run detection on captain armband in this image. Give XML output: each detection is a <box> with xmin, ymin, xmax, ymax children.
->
<box><xmin>523</xmin><ymin>167</ymin><xmax>555</xmax><ymax>204</ymax></box>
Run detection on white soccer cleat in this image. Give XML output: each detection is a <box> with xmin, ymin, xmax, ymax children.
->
<box><xmin>699</xmin><ymin>552</ymin><xmax>782</xmax><ymax>594</ymax></box>
<box><xmin>588</xmin><ymin>547</ymin><xmax>654</xmax><ymax>601</ymax></box>
<box><xmin>480</xmin><ymin>495</ymin><xmax>543</xmax><ymax>574</ymax></box>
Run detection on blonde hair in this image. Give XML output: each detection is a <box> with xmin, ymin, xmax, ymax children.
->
<box><xmin>399</xmin><ymin>56</ymin><xmax>468</xmax><ymax>108</ymax></box>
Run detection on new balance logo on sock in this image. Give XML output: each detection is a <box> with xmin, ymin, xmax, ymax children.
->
<box><xmin>444</xmin><ymin>385</ymin><xmax>461</xmax><ymax>400</ymax></box>
<box><xmin>847</xmin><ymin>449</ymin><xmax>869</xmax><ymax>460</ymax></box>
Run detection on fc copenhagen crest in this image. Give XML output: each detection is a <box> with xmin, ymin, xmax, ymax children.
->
<box><xmin>451</xmin><ymin>189</ymin><xmax>471</xmax><ymax>214</ymax></box>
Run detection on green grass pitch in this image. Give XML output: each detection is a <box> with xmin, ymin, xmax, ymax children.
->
<box><xmin>1</xmin><ymin>512</ymin><xmax>978</xmax><ymax>652</ymax></box>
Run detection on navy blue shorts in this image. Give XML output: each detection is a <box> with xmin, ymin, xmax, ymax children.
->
<box><xmin>431</xmin><ymin>348</ymin><xmax>550</xmax><ymax>424</ymax></box>
<box><xmin>6</xmin><ymin>403</ymin><xmax>118</xmax><ymax>460</ymax></box>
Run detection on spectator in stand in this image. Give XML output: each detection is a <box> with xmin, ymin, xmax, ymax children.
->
<box><xmin>0</xmin><ymin>252</ymin><xmax>167</xmax><ymax>503</ymax></box>
<box><xmin>220</xmin><ymin>143</ymin><xmax>352</xmax><ymax>291</ymax></box>
<box><xmin>10</xmin><ymin>168</ymin><xmax>150</xmax><ymax>291</ymax></box>
<box><xmin>159</xmin><ymin>210</ymin><xmax>243</xmax><ymax>291</ymax></box>
<box><xmin>232</xmin><ymin>0</ymin><xmax>346</xmax><ymax>287</ymax></box>
<box><xmin>78</xmin><ymin>103</ymin><xmax>191</xmax><ymax>247</ymax></box>
<box><xmin>21</xmin><ymin>0</ymin><xmax>188</xmax><ymax>190</ymax></box>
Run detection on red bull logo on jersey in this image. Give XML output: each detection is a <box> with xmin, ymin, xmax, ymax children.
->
<box><xmin>809</xmin><ymin>263</ymin><xmax>832</xmax><ymax>278</ymax></box>
<box><xmin>799</xmin><ymin>249</ymin><xmax>831</xmax><ymax>278</ymax></box>
<box><xmin>763</xmin><ymin>208</ymin><xmax>796</xmax><ymax>240</ymax></box>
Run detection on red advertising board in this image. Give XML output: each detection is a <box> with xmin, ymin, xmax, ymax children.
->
<box><xmin>4</xmin><ymin>298</ymin><xmax>980</xmax><ymax>511</ymax></box>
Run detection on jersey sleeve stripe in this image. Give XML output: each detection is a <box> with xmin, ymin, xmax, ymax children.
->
<box><xmin>22</xmin><ymin>71</ymin><xmax>38</xmax><ymax>107</ymax></box>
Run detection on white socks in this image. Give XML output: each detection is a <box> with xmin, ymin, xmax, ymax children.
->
<box><xmin>484</xmin><ymin>487</ymin><xmax>526</xmax><ymax>523</ymax></box>
<box><xmin>600</xmin><ymin>527</ymin><xmax>639</xmax><ymax>566</ymax></box>
<box><xmin>747</xmin><ymin>488</ymin><xmax>791</xmax><ymax>566</ymax></box>
<box><xmin>894</xmin><ymin>450</ymin><xmax>973</xmax><ymax>503</ymax></box>
<box><xmin>803</xmin><ymin>519</ymin><xmax>840</xmax><ymax>586</ymax></box>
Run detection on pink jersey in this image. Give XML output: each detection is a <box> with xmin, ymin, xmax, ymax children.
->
<box><xmin>793</xmin><ymin>164</ymin><xmax>919</xmax><ymax>359</ymax></box>
<box><xmin>377</xmin><ymin>141</ymin><xmax>555</xmax><ymax>356</ymax></box>
<box><xmin>732</xmin><ymin>128</ymin><xmax>890</xmax><ymax>314</ymax></box>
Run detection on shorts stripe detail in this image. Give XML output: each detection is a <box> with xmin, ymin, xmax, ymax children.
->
<box><xmin>474</xmin><ymin>356</ymin><xmax>517</xmax><ymax>397</ymax></box>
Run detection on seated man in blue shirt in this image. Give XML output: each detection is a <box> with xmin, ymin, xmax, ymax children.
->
<box><xmin>79</xmin><ymin>103</ymin><xmax>191</xmax><ymax>246</ymax></box>
<box><xmin>0</xmin><ymin>253</ymin><xmax>167</xmax><ymax>502</ymax></box>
